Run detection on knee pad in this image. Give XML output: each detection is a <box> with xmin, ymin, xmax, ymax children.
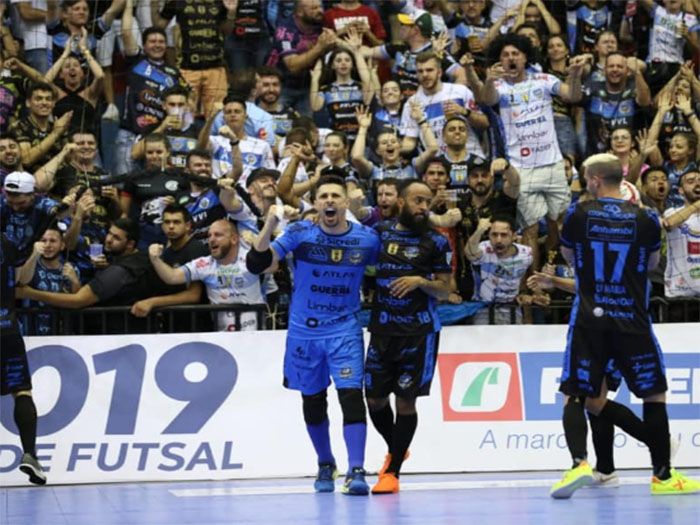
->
<box><xmin>302</xmin><ymin>390</ymin><xmax>328</xmax><ymax>425</ymax></box>
<box><xmin>337</xmin><ymin>388</ymin><xmax>366</xmax><ymax>425</ymax></box>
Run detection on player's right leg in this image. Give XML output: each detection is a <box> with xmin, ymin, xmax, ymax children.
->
<box><xmin>284</xmin><ymin>337</ymin><xmax>336</xmax><ymax>492</ymax></box>
<box><xmin>1</xmin><ymin>333</ymin><xmax>46</xmax><ymax>486</ymax></box>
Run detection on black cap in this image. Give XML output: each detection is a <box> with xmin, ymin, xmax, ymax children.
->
<box><xmin>320</xmin><ymin>165</ymin><xmax>349</xmax><ymax>178</ymax></box>
<box><xmin>246</xmin><ymin>168</ymin><xmax>280</xmax><ymax>188</ymax></box>
<box><xmin>467</xmin><ymin>156</ymin><xmax>490</xmax><ymax>173</ymax></box>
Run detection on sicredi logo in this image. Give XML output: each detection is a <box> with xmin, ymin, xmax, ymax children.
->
<box><xmin>439</xmin><ymin>354</ymin><xmax>522</xmax><ymax>421</ymax></box>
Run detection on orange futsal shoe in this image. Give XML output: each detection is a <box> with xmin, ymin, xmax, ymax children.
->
<box><xmin>372</xmin><ymin>473</ymin><xmax>400</xmax><ymax>494</ymax></box>
<box><xmin>378</xmin><ymin>450</ymin><xmax>410</xmax><ymax>476</ymax></box>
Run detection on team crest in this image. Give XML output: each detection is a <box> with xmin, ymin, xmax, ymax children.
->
<box><xmin>331</xmin><ymin>249</ymin><xmax>344</xmax><ymax>262</ymax></box>
<box><xmin>387</xmin><ymin>243</ymin><xmax>399</xmax><ymax>255</ymax></box>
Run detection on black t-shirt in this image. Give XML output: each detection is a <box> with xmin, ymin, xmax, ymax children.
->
<box><xmin>231</xmin><ymin>0</ymin><xmax>267</xmax><ymax>38</ymax></box>
<box><xmin>369</xmin><ymin>220</ymin><xmax>451</xmax><ymax>336</ymax></box>
<box><xmin>51</xmin><ymin>164</ymin><xmax>109</xmax><ymax>198</ymax></box>
<box><xmin>560</xmin><ymin>198</ymin><xmax>661</xmax><ymax>333</ymax></box>
<box><xmin>123</xmin><ymin>169</ymin><xmax>190</xmax><ymax>226</ymax></box>
<box><xmin>583</xmin><ymin>77</ymin><xmax>638</xmax><ymax>155</ymax></box>
<box><xmin>1</xmin><ymin>234</ymin><xmax>21</xmax><ymax>334</ymax></box>
<box><xmin>160</xmin><ymin>0</ymin><xmax>227</xmax><ymax>70</ymax></box>
<box><xmin>457</xmin><ymin>189</ymin><xmax>518</xmax><ymax>240</ymax></box>
<box><xmin>9</xmin><ymin>118</ymin><xmax>66</xmax><ymax>173</ymax></box>
<box><xmin>121</xmin><ymin>53</ymin><xmax>188</xmax><ymax>135</ymax></box>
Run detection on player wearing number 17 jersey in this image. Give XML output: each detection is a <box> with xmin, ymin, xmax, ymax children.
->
<box><xmin>551</xmin><ymin>154</ymin><xmax>700</xmax><ymax>499</ymax></box>
<box><xmin>246</xmin><ymin>175</ymin><xmax>380</xmax><ymax>496</ymax></box>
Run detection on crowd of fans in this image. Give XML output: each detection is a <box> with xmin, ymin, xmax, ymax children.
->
<box><xmin>1</xmin><ymin>0</ymin><xmax>699</xmax><ymax>335</ymax></box>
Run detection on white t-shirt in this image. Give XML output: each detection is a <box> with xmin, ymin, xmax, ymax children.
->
<box><xmin>183</xmin><ymin>247</ymin><xmax>265</xmax><ymax>331</ymax></box>
<box><xmin>400</xmin><ymin>82</ymin><xmax>485</xmax><ymax>159</ymax></box>
<box><xmin>210</xmin><ymin>135</ymin><xmax>275</xmax><ymax>183</ymax></box>
<box><xmin>663</xmin><ymin>207</ymin><xmax>700</xmax><ymax>298</ymax></box>
<box><xmin>472</xmin><ymin>242</ymin><xmax>533</xmax><ymax>303</ymax></box>
<box><xmin>648</xmin><ymin>6</ymin><xmax>698</xmax><ymax>64</ymax></box>
<box><xmin>11</xmin><ymin>0</ymin><xmax>48</xmax><ymax>51</ymax></box>
<box><xmin>494</xmin><ymin>73</ymin><xmax>563</xmax><ymax>169</ymax></box>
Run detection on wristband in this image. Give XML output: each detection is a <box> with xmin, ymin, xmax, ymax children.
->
<box><xmin>464</xmin><ymin>108</ymin><xmax>472</xmax><ymax>118</ymax></box>
<box><xmin>417</xmin><ymin>119</ymin><xmax>428</xmax><ymax>126</ymax></box>
<box><xmin>229</xmin><ymin>139</ymin><xmax>240</xmax><ymax>147</ymax></box>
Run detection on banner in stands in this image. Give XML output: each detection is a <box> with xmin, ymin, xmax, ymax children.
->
<box><xmin>1</xmin><ymin>325</ymin><xmax>698</xmax><ymax>485</ymax></box>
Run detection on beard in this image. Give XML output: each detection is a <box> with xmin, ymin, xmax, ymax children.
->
<box><xmin>399</xmin><ymin>206</ymin><xmax>429</xmax><ymax>235</ymax></box>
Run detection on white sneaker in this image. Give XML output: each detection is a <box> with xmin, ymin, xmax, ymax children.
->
<box><xmin>591</xmin><ymin>470</ymin><xmax>620</xmax><ymax>488</ymax></box>
<box><xmin>102</xmin><ymin>103</ymin><xmax>119</xmax><ymax>121</ymax></box>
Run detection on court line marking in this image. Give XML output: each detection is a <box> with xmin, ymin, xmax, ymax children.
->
<box><xmin>170</xmin><ymin>476</ymin><xmax>651</xmax><ymax>497</ymax></box>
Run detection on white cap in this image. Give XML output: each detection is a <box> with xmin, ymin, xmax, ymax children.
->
<box><xmin>3</xmin><ymin>171</ymin><xmax>36</xmax><ymax>194</ymax></box>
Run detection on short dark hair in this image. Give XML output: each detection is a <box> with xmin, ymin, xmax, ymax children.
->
<box><xmin>0</xmin><ymin>133</ymin><xmax>19</xmax><ymax>143</ymax></box>
<box><xmin>325</xmin><ymin>131</ymin><xmax>349</xmax><ymax>148</ymax></box>
<box><xmin>163</xmin><ymin>85</ymin><xmax>190</xmax><ymax>100</ymax></box>
<box><xmin>291</xmin><ymin>115</ymin><xmax>316</xmax><ymax>131</ymax></box>
<box><xmin>641</xmin><ymin>168</ymin><xmax>667</xmax><ymax>185</ymax></box>
<box><xmin>27</xmin><ymin>82</ymin><xmax>55</xmax><ymax>100</ymax></box>
<box><xmin>286</xmin><ymin>127</ymin><xmax>311</xmax><ymax>146</ymax></box>
<box><xmin>490</xmin><ymin>213</ymin><xmax>516</xmax><ymax>232</ymax></box>
<box><xmin>605</xmin><ymin>51</ymin><xmax>627</xmax><ymax>64</ymax></box>
<box><xmin>144</xmin><ymin>132</ymin><xmax>171</xmax><ymax>152</ymax></box>
<box><xmin>223</xmin><ymin>93</ymin><xmax>248</xmax><ymax>110</ymax></box>
<box><xmin>142</xmin><ymin>26</ymin><xmax>167</xmax><ymax>42</ymax></box>
<box><xmin>186</xmin><ymin>148</ymin><xmax>212</xmax><ymax>165</ymax></box>
<box><xmin>256</xmin><ymin>66</ymin><xmax>283</xmax><ymax>81</ymax></box>
<box><xmin>315</xmin><ymin>175</ymin><xmax>347</xmax><ymax>192</ymax></box>
<box><xmin>229</xmin><ymin>68</ymin><xmax>257</xmax><ymax>99</ymax></box>
<box><xmin>422</xmin><ymin>157</ymin><xmax>451</xmax><ymax>177</ymax></box>
<box><xmin>112</xmin><ymin>218</ymin><xmax>140</xmax><ymax>245</ymax></box>
<box><xmin>163</xmin><ymin>204</ymin><xmax>192</xmax><ymax>223</ymax></box>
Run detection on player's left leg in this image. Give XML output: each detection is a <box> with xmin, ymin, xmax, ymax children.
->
<box><xmin>13</xmin><ymin>391</ymin><xmax>46</xmax><ymax>485</ymax></box>
<box><xmin>328</xmin><ymin>334</ymin><xmax>369</xmax><ymax>496</ymax></box>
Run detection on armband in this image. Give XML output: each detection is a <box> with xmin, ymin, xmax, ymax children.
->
<box><xmin>245</xmin><ymin>247</ymin><xmax>274</xmax><ymax>274</ymax></box>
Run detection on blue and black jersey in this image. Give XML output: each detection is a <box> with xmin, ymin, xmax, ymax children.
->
<box><xmin>271</xmin><ymin>220</ymin><xmax>380</xmax><ymax>339</ymax></box>
<box><xmin>369</xmin><ymin>221</ymin><xmax>451</xmax><ymax>336</ymax></box>
<box><xmin>561</xmin><ymin>198</ymin><xmax>661</xmax><ymax>333</ymax></box>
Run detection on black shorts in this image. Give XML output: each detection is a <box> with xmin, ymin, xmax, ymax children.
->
<box><xmin>559</xmin><ymin>326</ymin><xmax>667</xmax><ymax>399</ymax></box>
<box><xmin>1</xmin><ymin>333</ymin><xmax>32</xmax><ymax>396</ymax></box>
<box><xmin>364</xmin><ymin>332</ymin><xmax>439</xmax><ymax>399</ymax></box>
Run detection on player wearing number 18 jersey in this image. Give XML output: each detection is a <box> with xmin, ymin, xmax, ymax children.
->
<box><xmin>551</xmin><ymin>154</ymin><xmax>699</xmax><ymax>499</ymax></box>
<box><xmin>365</xmin><ymin>180</ymin><xmax>452</xmax><ymax>494</ymax></box>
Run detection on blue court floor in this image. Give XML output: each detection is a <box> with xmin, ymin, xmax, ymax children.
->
<box><xmin>3</xmin><ymin>469</ymin><xmax>698</xmax><ymax>525</ymax></box>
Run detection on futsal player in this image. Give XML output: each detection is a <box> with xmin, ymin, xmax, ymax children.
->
<box><xmin>1</xmin><ymin>233</ymin><xmax>47</xmax><ymax>485</ymax></box>
<box><xmin>246</xmin><ymin>175</ymin><xmax>381</xmax><ymax>495</ymax></box>
<box><xmin>550</xmin><ymin>154</ymin><xmax>700</xmax><ymax>498</ymax></box>
<box><xmin>365</xmin><ymin>180</ymin><xmax>452</xmax><ymax>494</ymax></box>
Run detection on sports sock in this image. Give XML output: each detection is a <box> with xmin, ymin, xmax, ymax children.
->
<box><xmin>306</xmin><ymin>419</ymin><xmax>334</xmax><ymax>465</ymax></box>
<box><xmin>600</xmin><ymin>400</ymin><xmax>648</xmax><ymax>444</ymax></box>
<box><xmin>563</xmin><ymin>398</ymin><xmax>588</xmax><ymax>467</ymax></box>
<box><xmin>388</xmin><ymin>413</ymin><xmax>417</xmax><ymax>476</ymax></box>
<box><xmin>368</xmin><ymin>403</ymin><xmax>394</xmax><ymax>449</ymax></box>
<box><xmin>14</xmin><ymin>395</ymin><xmax>37</xmax><ymax>457</ymax></box>
<box><xmin>342</xmin><ymin>422</ymin><xmax>367</xmax><ymax>470</ymax></box>
<box><xmin>588</xmin><ymin>411</ymin><xmax>615</xmax><ymax>474</ymax></box>
<box><xmin>643</xmin><ymin>402</ymin><xmax>671</xmax><ymax>480</ymax></box>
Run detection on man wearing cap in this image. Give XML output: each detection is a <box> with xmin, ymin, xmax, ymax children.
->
<box><xmin>452</xmin><ymin>158</ymin><xmax>519</xmax><ymax>300</ymax></box>
<box><xmin>1</xmin><ymin>171</ymin><xmax>62</xmax><ymax>257</ymax></box>
<box><xmin>362</xmin><ymin>9</ymin><xmax>466</xmax><ymax>98</ymax></box>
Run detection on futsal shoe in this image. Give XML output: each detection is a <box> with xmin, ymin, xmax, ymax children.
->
<box><xmin>378</xmin><ymin>450</ymin><xmax>411</xmax><ymax>476</ymax></box>
<box><xmin>651</xmin><ymin>469</ymin><xmax>700</xmax><ymax>495</ymax></box>
<box><xmin>550</xmin><ymin>461</ymin><xmax>594</xmax><ymax>499</ymax></box>
<box><xmin>372</xmin><ymin>473</ymin><xmax>400</xmax><ymax>494</ymax></box>
<box><xmin>341</xmin><ymin>467</ymin><xmax>370</xmax><ymax>495</ymax></box>
<box><xmin>314</xmin><ymin>463</ymin><xmax>338</xmax><ymax>493</ymax></box>
<box><xmin>19</xmin><ymin>453</ymin><xmax>47</xmax><ymax>485</ymax></box>
<box><xmin>591</xmin><ymin>470</ymin><xmax>620</xmax><ymax>488</ymax></box>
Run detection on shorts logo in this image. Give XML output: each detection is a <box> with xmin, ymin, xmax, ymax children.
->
<box><xmin>439</xmin><ymin>354</ymin><xmax>522</xmax><ymax>421</ymax></box>
<box><xmin>340</xmin><ymin>367</ymin><xmax>352</xmax><ymax>378</ymax></box>
<box><xmin>387</xmin><ymin>243</ymin><xmax>399</xmax><ymax>255</ymax></box>
<box><xmin>331</xmin><ymin>249</ymin><xmax>344</xmax><ymax>262</ymax></box>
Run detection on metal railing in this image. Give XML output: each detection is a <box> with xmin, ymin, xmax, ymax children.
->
<box><xmin>15</xmin><ymin>297</ymin><xmax>699</xmax><ymax>336</ymax></box>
